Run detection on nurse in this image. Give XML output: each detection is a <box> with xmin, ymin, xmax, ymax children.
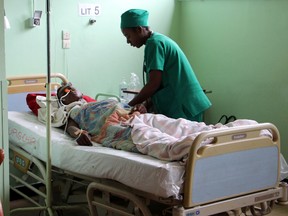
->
<box><xmin>120</xmin><ymin>9</ymin><xmax>211</xmax><ymax>122</ymax></box>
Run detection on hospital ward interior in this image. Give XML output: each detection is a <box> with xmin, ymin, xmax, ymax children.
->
<box><xmin>1</xmin><ymin>0</ymin><xmax>288</xmax><ymax>216</ymax></box>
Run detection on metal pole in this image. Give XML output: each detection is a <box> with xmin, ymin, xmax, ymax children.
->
<box><xmin>45</xmin><ymin>0</ymin><xmax>53</xmax><ymax>215</ymax></box>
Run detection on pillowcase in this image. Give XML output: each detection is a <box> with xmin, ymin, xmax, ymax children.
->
<box><xmin>26</xmin><ymin>93</ymin><xmax>96</xmax><ymax>116</ymax></box>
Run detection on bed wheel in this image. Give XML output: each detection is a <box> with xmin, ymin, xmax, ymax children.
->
<box><xmin>277</xmin><ymin>181</ymin><xmax>288</xmax><ymax>205</ymax></box>
<box><xmin>225</xmin><ymin>209</ymin><xmax>241</xmax><ymax>216</ymax></box>
<box><xmin>248</xmin><ymin>200</ymin><xmax>274</xmax><ymax>216</ymax></box>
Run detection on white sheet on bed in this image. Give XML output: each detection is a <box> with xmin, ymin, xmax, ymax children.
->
<box><xmin>130</xmin><ymin>115</ymin><xmax>272</xmax><ymax>162</ymax></box>
<box><xmin>8</xmin><ymin>111</ymin><xmax>185</xmax><ymax>199</ymax></box>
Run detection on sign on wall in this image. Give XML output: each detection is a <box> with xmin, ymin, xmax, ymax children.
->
<box><xmin>78</xmin><ymin>4</ymin><xmax>101</xmax><ymax>16</ymax></box>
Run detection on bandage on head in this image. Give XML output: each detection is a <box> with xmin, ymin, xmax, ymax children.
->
<box><xmin>64</xmin><ymin>88</ymin><xmax>71</xmax><ymax>93</ymax></box>
<box><xmin>57</xmin><ymin>82</ymin><xmax>72</xmax><ymax>96</ymax></box>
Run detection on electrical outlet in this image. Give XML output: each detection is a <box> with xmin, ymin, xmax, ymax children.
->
<box><xmin>62</xmin><ymin>30</ymin><xmax>70</xmax><ymax>40</ymax></box>
<box><xmin>62</xmin><ymin>40</ymin><xmax>71</xmax><ymax>49</ymax></box>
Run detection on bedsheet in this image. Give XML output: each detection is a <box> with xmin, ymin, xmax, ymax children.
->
<box><xmin>8</xmin><ymin>111</ymin><xmax>185</xmax><ymax>199</ymax></box>
<box><xmin>131</xmin><ymin>114</ymin><xmax>272</xmax><ymax>161</ymax></box>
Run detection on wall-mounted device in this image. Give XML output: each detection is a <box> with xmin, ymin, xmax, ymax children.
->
<box><xmin>30</xmin><ymin>10</ymin><xmax>42</xmax><ymax>27</ymax></box>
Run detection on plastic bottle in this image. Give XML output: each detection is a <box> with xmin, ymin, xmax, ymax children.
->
<box><xmin>126</xmin><ymin>73</ymin><xmax>141</xmax><ymax>102</ymax></box>
<box><xmin>119</xmin><ymin>79</ymin><xmax>128</xmax><ymax>102</ymax></box>
<box><xmin>128</xmin><ymin>73</ymin><xmax>140</xmax><ymax>90</ymax></box>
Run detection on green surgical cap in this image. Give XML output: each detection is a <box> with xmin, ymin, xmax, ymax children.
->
<box><xmin>121</xmin><ymin>9</ymin><xmax>149</xmax><ymax>28</ymax></box>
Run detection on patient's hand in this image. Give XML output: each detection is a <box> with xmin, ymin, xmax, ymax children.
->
<box><xmin>76</xmin><ymin>131</ymin><xmax>93</xmax><ymax>146</ymax></box>
<box><xmin>67</xmin><ymin>125</ymin><xmax>92</xmax><ymax>146</ymax></box>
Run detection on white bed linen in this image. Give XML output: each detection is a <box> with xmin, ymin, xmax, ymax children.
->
<box><xmin>8</xmin><ymin>111</ymin><xmax>185</xmax><ymax>199</ymax></box>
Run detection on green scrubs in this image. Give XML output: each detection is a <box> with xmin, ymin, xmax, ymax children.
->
<box><xmin>144</xmin><ymin>33</ymin><xmax>211</xmax><ymax>122</ymax></box>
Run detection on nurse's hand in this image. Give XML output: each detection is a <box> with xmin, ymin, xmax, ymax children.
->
<box><xmin>130</xmin><ymin>103</ymin><xmax>147</xmax><ymax>114</ymax></box>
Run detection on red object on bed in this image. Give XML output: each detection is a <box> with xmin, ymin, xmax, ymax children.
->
<box><xmin>26</xmin><ymin>93</ymin><xmax>96</xmax><ymax>116</ymax></box>
<box><xmin>0</xmin><ymin>149</ymin><xmax>4</xmax><ymax>166</ymax></box>
<box><xmin>82</xmin><ymin>95</ymin><xmax>97</xmax><ymax>103</ymax></box>
<box><xmin>0</xmin><ymin>149</ymin><xmax>3</xmax><ymax>216</ymax></box>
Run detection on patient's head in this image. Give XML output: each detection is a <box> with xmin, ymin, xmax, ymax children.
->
<box><xmin>57</xmin><ymin>83</ymin><xmax>83</xmax><ymax>105</ymax></box>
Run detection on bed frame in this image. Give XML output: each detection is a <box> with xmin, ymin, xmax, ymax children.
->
<box><xmin>86</xmin><ymin>124</ymin><xmax>288</xmax><ymax>216</ymax></box>
<box><xmin>7</xmin><ymin>73</ymin><xmax>288</xmax><ymax>216</ymax></box>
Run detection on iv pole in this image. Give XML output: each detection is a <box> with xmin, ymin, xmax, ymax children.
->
<box><xmin>39</xmin><ymin>1</ymin><xmax>88</xmax><ymax>214</ymax></box>
<box><xmin>42</xmin><ymin>2</ymin><xmax>86</xmax><ymax>214</ymax></box>
<box><xmin>45</xmin><ymin>0</ymin><xmax>53</xmax><ymax>215</ymax></box>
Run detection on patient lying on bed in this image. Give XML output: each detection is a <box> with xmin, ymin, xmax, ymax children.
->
<box><xmin>54</xmin><ymin>83</ymin><xmax>146</xmax><ymax>147</ymax></box>
<box><xmin>38</xmin><ymin>83</ymin><xmax>270</xmax><ymax>162</ymax></box>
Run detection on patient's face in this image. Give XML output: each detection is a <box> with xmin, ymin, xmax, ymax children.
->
<box><xmin>58</xmin><ymin>85</ymin><xmax>82</xmax><ymax>105</ymax></box>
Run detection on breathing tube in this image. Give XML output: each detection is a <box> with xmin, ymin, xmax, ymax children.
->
<box><xmin>56</xmin><ymin>82</ymin><xmax>73</xmax><ymax>106</ymax></box>
<box><xmin>59</xmin><ymin>90</ymin><xmax>71</xmax><ymax>106</ymax></box>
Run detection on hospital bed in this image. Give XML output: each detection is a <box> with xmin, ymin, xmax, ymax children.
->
<box><xmin>7</xmin><ymin>73</ymin><xmax>288</xmax><ymax>216</ymax></box>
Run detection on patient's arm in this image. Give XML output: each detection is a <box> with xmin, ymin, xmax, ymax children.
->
<box><xmin>66</xmin><ymin>118</ymin><xmax>92</xmax><ymax>146</ymax></box>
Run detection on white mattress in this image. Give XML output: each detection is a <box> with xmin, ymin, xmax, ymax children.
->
<box><xmin>8</xmin><ymin>111</ymin><xmax>185</xmax><ymax>199</ymax></box>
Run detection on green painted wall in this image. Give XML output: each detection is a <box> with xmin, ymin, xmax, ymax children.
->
<box><xmin>178</xmin><ymin>0</ymin><xmax>288</xmax><ymax>160</ymax></box>
<box><xmin>4</xmin><ymin>0</ymin><xmax>176</xmax><ymax>96</ymax></box>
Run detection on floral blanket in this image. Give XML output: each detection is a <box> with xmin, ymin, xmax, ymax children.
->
<box><xmin>90</xmin><ymin>103</ymin><xmax>139</xmax><ymax>153</ymax></box>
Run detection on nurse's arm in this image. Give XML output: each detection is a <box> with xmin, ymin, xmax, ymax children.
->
<box><xmin>128</xmin><ymin>70</ymin><xmax>162</xmax><ymax>106</ymax></box>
